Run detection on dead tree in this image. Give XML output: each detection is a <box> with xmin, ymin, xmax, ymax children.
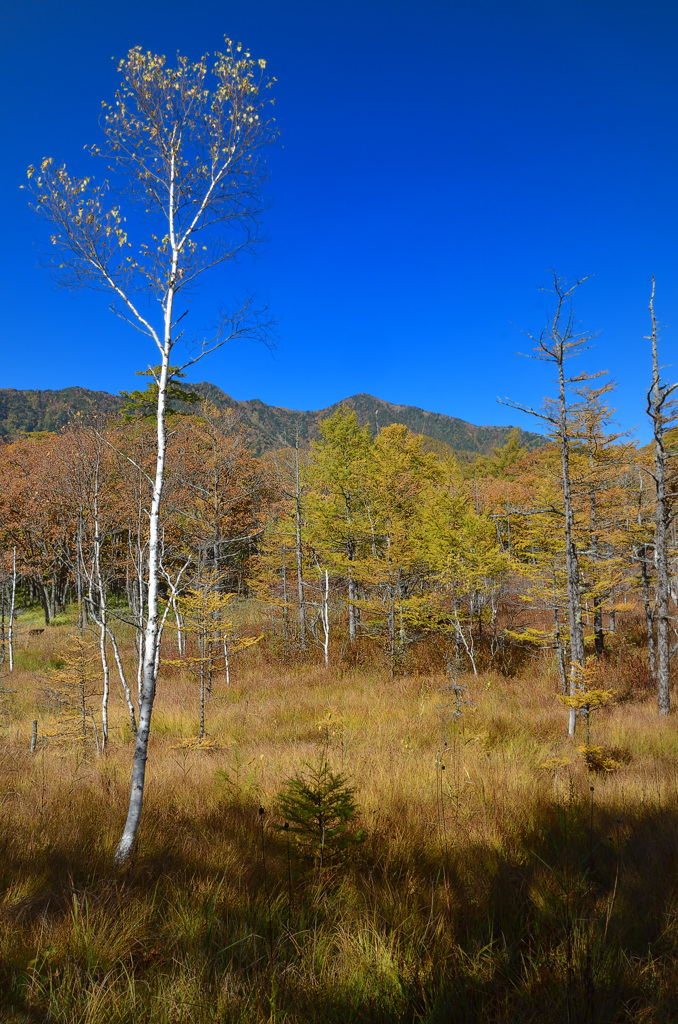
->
<box><xmin>646</xmin><ymin>278</ymin><xmax>677</xmax><ymax>716</ymax></box>
<box><xmin>502</xmin><ymin>273</ymin><xmax>604</xmax><ymax>739</ymax></box>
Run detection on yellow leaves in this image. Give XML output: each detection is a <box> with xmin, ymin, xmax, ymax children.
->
<box><xmin>539</xmin><ymin>755</ymin><xmax>574</xmax><ymax>773</ymax></box>
<box><xmin>505</xmin><ymin>626</ymin><xmax>556</xmax><ymax>647</ymax></box>
<box><xmin>230</xmin><ymin>634</ymin><xmax>263</xmax><ymax>656</ymax></box>
<box><xmin>578</xmin><ymin>745</ymin><xmax>624</xmax><ymax>774</ymax></box>
<box><xmin>559</xmin><ymin>658</ymin><xmax>617</xmax><ymax>712</ymax></box>
<box><xmin>316</xmin><ymin>707</ymin><xmax>345</xmax><ymax>744</ymax></box>
<box><xmin>559</xmin><ymin>687</ymin><xmax>617</xmax><ymax>712</ymax></box>
<box><xmin>171</xmin><ymin>736</ymin><xmax>221</xmax><ymax>751</ymax></box>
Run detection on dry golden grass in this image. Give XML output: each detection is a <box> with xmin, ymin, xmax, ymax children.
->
<box><xmin>2</xmin><ymin>612</ymin><xmax>678</xmax><ymax>1022</ymax></box>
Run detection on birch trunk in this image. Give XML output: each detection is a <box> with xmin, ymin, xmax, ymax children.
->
<box><xmin>114</xmin><ymin>320</ymin><xmax>172</xmax><ymax>865</ymax></box>
<box><xmin>348</xmin><ymin>573</ymin><xmax>357</xmax><ymax>643</ymax></box>
<box><xmin>1</xmin><ymin>584</ymin><xmax>6</xmax><ymax>668</ymax></box>
<box><xmin>321</xmin><ymin>568</ymin><xmax>330</xmax><ymax>667</ymax></box>
<box><xmin>8</xmin><ymin>548</ymin><xmax>16</xmax><ymax>673</ymax></box>
<box><xmin>92</xmin><ymin>450</ymin><xmax>111</xmax><ymax>752</ymax></box>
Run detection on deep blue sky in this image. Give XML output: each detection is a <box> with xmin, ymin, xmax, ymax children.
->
<box><xmin>3</xmin><ymin>0</ymin><xmax>678</xmax><ymax>439</ymax></box>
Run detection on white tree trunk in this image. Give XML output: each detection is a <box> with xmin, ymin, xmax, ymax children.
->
<box><xmin>8</xmin><ymin>548</ymin><xmax>16</xmax><ymax>673</ymax></box>
<box><xmin>92</xmin><ymin>453</ymin><xmax>111</xmax><ymax>752</ymax></box>
<box><xmin>321</xmin><ymin>569</ymin><xmax>330</xmax><ymax>667</ymax></box>
<box><xmin>114</xmin><ymin>321</ymin><xmax>172</xmax><ymax>865</ymax></box>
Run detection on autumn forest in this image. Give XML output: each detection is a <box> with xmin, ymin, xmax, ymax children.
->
<box><xmin>4</xmin><ymin>34</ymin><xmax>678</xmax><ymax>1024</ymax></box>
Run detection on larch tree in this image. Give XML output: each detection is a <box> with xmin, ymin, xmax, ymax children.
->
<box><xmin>305</xmin><ymin>408</ymin><xmax>373</xmax><ymax>644</ymax></box>
<box><xmin>26</xmin><ymin>41</ymin><xmax>276</xmax><ymax>865</ymax></box>
<box><xmin>502</xmin><ymin>274</ymin><xmax>604</xmax><ymax>739</ymax></box>
<box><xmin>361</xmin><ymin>424</ymin><xmax>442</xmax><ymax>674</ymax></box>
<box><xmin>568</xmin><ymin>383</ymin><xmax>633</xmax><ymax>661</ymax></box>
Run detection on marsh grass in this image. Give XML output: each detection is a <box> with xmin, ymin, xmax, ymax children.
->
<box><xmin>1</xmin><ymin>614</ymin><xmax>678</xmax><ymax>1021</ymax></box>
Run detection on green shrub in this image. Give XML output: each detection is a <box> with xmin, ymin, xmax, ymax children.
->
<box><xmin>276</xmin><ymin>756</ymin><xmax>364</xmax><ymax>868</ymax></box>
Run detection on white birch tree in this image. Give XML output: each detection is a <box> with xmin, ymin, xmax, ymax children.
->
<box><xmin>26</xmin><ymin>41</ymin><xmax>276</xmax><ymax>865</ymax></box>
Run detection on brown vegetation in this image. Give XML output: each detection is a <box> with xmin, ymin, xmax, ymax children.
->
<box><xmin>2</xmin><ymin>610</ymin><xmax>678</xmax><ymax>1023</ymax></box>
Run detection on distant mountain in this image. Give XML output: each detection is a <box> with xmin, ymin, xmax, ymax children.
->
<box><xmin>0</xmin><ymin>387</ymin><xmax>123</xmax><ymax>436</ymax></box>
<box><xmin>0</xmin><ymin>384</ymin><xmax>545</xmax><ymax>457</ymax></box>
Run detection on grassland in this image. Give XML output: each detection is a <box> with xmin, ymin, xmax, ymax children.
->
<box><xmin>1</xmin><ymin>608</ymin><xmax>678</xmax><ymax>1023</ymax></box>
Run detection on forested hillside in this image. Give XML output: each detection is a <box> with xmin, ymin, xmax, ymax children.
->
<box><xmin>0</xmin><ymin>383</ymin><xmax>543</xmax><ymax>456</ymax></box>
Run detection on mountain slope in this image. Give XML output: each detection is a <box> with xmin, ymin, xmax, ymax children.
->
<box><xmin>0</xmin><ymin>384</ymin><xmax>544</xmax><ymax>456</ymax></box>
<box><xmin>191</xmin><ymin>385</ymin><xmax>544</xmax><ymax>456</ymax></box>
<box><xmin>0</xmin><ymin>387</ymin><xmax>123</xmax><ymax>436</ymax></box>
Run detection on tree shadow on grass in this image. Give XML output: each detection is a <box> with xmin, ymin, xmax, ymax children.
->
<box><xmin>3</xmin><ymin>788</ymin><xmax>678</xmax><ymax>1022</ymax></box>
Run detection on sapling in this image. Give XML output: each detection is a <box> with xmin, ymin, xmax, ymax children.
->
<box><xmin>559</xmin><ymin>658</ymin><xmax>617</xmax><ymax>746</ymax></box>
<box><xmin>275</xmin><ymin>756</ymin><xmax>364</xmax><ymax>874</ymax></box>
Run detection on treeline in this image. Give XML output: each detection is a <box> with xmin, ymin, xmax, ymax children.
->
<box><xmin>0</xmin><ymin>379</ymin><xmax>673</xmax><ymax>727</ymax></box>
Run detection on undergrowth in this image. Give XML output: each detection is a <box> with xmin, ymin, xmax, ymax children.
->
<box><xmin>1</xmin><ymin>610</ymin><xmax>678</xmax><ymax>1022</ymax></box>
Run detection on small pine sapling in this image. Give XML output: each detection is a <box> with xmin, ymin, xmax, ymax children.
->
<box><xmin>275</xmin><ymin>756</ymin><xmax>364</xmax><ymax>873</ymax></box>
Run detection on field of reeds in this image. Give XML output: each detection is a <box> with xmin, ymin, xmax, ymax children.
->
<box><xmin>2</xmin><ymin>607</ymin><xmax>678</xmax><ymax>1023</ymax></box>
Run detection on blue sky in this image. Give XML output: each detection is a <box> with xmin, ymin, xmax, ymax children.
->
<box><xmin>3</xmin><ymin>0</ymin><xmax>678</xmax><ymax>440</ymax></box>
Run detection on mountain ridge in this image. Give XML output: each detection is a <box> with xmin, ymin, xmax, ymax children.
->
<box><xmin>0</xmin><ymin>384</ymin><xmax>545</xmax><ymax>457</ymax></box>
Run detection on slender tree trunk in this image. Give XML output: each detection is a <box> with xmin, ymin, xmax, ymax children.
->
<box><xmin>38</xmin><ymin>581</ymin><xmax>50</xmax><ymax>627</ymax></box>
<box><xmin>654</xmin><ymin>479</ymin><xmax>670</xmax><ymax>715</ymax></box>
<box><xmin>92</xmin><ymin>452</ymin><xmax>110</xmax><ymax>752</ymax></box>
<box><xmin>588</xmin><ymin>475</ymin><xmax>604</xmax><ymax>660</ymax></box>
<box><xmin>639</xmin><ymin>545</ymin><xmax>656</xmax><ymax>681</ymax></box>
<box><xmin>206</xmin><ymin>636</ymin><xmax>214</xmax><ymax>700</ymax></box>
<box><xmin>388</xmin><ymin>582</ymin><xmax>396</xmax><ymax>676</ymax></box>
<box><xmin>348</xmin><ymin>572</ymin><xmax>357</xmax><ymax>643</ymax></box>
<box><xmin>8</xmin><ymin>548</ymin><xmax>16</xmax><ymax>673</ymax></box>
<box><xmin>173</xmin><ymin>597</ymin><xmax>184</xmax><ymax>656</ymax></box>
<box><xmin>593</xmin><ymin>596</ymin><xmax>604</xmax><ymax>659</ymax></box>
<box><xmin>294</xmin><ymin>439</ymin><xmax>306</xmax><ymax>651</ymax></box>
<box><xmin>321</xmin><ymin>569</ymin><xmax>329</xmax><ymax>667</ymax></box>
<box><xmin>558</xmin><ymin>362</ymin><xmax>585</xmax><ymax>739</ymax></box>
<box><xmin>554</xmin><ymin>606</ymin><xmax>568</xmax><ymax>696</ymax></box>
<box><xmin>106</xmin><ymin>624</ymin><xmax>137</xmax><ymax>735</ymax></box>
<box><xmin>282</xmin><ymin>543</ymin><xmax>290</xmax><ymax>642</ymax></box>
<box><xmin>1</xmin><ymin>583</ymin><xmax>6</xmax><ymax>668</ymax></box>
<box><xmin>647</xmin><ymin>281</ymin><xmax>672</xmax><ymax>715</ymax></box>
<box><xmin>76</xmin><ymin>513</ymin><xmax>84</xmax><ymax>630</ymax></box>
<box><xmin>199</xmin><ymin>633</ymin><xmax>206</xmax><ymax>740</ymax></box>
<box><xmin>114</xmin><ymin>316</ymin><xmax>172</xmax><ymax>865</ymax></box>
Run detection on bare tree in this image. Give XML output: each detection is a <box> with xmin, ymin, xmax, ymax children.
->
<box><xmin>27</xmin><ymin>41</ymin><xmax>276</xmax><ymax>865</ymax></box>
<box><xmin>502</xmin><ymin>273</ymin><xmax>604</xmax><ymax>739</ymax></box>
<box><xmin>645</xmin><ymin>278</ymin><xmax>677</xmax><ymax>716</ymax></box>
